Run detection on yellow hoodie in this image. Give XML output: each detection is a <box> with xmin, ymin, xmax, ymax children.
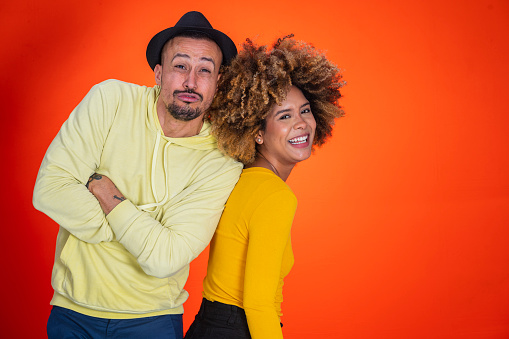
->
<box><xmin>33</xmin><ymin>79</ymin><xmax>242</xmax><ymax>318</ymax></box>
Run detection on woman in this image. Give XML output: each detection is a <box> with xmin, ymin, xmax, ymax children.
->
<box><xmin>185</xmin><ymin>35</ymin><xmax>345</xmax><ymax>339</ymax></box>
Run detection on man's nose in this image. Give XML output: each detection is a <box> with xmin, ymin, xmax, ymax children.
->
<box><xmin>183</xmin><ymin>71</ymin><xmax>197</xmax><ymax>90</ymax></box>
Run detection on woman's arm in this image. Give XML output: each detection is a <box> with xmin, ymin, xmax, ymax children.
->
<box><xmin>243</xmin><ymin>189</ymin><xmax>297</xmax><ymax>339</ymax></box>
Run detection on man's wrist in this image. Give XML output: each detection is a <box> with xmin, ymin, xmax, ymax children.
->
<box><xmin>102</xmin><ymin>195</ymin><xmax>126</xmax><ymax>215</ymax></box>
<box><xmin>86</xmin><ymin>173</ymin><xmax>103</xmax><ymax>190</ymax></box>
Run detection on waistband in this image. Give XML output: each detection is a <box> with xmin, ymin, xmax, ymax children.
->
<box><xmin>198</xmin><ymin>298</ymin><xmax>248</xmax><ymax>327</ymax></box>
<box><xmin>198</xmin><ymin>298</ymin><xmax>283</xmax><ymax>328</ymax></box>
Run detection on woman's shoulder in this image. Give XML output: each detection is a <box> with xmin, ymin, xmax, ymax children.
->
<box><xmin>237</xmin><ymin>167</ymin><xmax>296</xmax><ymax>203</ymax></box>
<box><xmin>242</xmin><ymin>167</ymin><xmax>292</xmax><ymax>188</ymax></box>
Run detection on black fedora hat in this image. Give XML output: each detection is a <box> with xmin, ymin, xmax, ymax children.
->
<box><xmin>146</xmin><ymin>11</ymin><xmax>237</xmax><ymax>70</ymax></box>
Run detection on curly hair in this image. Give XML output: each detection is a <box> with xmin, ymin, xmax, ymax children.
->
<box><xmin>208</xmin><ymin>35</ymin><xmax>345</xmax><ymax>164</ymax></box>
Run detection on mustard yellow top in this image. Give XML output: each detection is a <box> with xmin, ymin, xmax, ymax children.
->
<box><xmin>202</xmin><ymin>167</ymin><xmax>296</xmax><ymax>339</ymax></box>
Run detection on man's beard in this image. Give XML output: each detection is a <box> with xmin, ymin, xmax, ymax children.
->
<box><xmin>167</xmin><ymin>103</ymin><xmax>202</xmax><ymax>121</ymax></box>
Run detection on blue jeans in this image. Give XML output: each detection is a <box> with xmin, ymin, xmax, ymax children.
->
<box><xmin>184</xmin><ymin>299</ymin><xmax>251</xmax><ymax>339</ymax></box>
<box><xmin>47</xmin><ymin>306</ymin><xmax>183</xmax><ymax>339</ymax></box>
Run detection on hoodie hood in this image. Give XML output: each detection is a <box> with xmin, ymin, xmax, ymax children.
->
<box><xmin>137</xmin><ymin>85</ymin><xmax>219</xmax><ymax>212</ymax></box>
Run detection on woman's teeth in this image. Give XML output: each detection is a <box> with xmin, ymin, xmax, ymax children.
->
<box><xmin>289</xmin><ymin>135</ymin><xmax>308</xmax><ymax>144</ymax></box>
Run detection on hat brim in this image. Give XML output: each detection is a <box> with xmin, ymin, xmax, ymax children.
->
<box><xmin>146</xmin><ymin>26</ymin><xmax>237</xmax><ymax>70</ymax></box>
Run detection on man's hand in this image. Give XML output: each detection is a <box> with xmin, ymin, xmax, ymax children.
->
<box><xmin>87</xmin><ymin>173</ymin><xmax>126</xmax><ymax>215</ymax></box>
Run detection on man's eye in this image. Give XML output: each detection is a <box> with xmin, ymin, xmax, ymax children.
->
<box><xmin>200</xmin><ymin>68</ymin><xmax>212</xmax><ymax>73</ymax></box>
<box><xmin>175</xmin><ymin>65</ymin><xmax>186</xmax><ymax>70</ymax></box>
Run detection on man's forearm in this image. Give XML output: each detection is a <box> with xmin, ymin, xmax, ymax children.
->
<box><xmin>87</xmin><ymin>173</ymin><xmax>126</xmax><ymax>215</ymax></box>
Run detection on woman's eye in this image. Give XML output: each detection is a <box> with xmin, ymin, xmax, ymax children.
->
<box><xmin>302</xmin><ymin>108</ymin><xmax>311</xmax><ymax>114</ymax></box>
<box><xmin>279</xmin><ymin>114</ymin><xmax>291</xmax><ymax>120</ymax></box>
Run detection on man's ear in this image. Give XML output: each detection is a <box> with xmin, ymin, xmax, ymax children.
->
<box><xmin>154</xmin><ymin>64</ymin><xmax>162</xmax><ymax>86</ymax></box>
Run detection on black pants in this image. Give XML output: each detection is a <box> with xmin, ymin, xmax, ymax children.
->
<box><xmin>184</xmin><ymin>298</ymin><xmax>251</xmax><ymax>339</ymax></box>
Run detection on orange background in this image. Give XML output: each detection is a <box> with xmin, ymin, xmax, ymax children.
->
<box><xmin>1</xmin><ymin>0</ymin><xmax>508</xmax><ymax>338</ymax></box>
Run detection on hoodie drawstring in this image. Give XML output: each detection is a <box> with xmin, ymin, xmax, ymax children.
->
<box><xmin>137</xmin><ymin>132</ymin><xmax>171</xmax><ymax>212</ymax></box>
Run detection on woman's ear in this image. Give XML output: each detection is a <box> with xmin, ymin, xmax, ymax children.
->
<box><xmin>255</xmin><ymin>130</ymin><xmax>264</xmax><ymax>144</ymax></box>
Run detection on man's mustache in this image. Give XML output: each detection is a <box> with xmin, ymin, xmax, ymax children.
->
<box><xmin>174</xmin><ymin>90</ymin><xmax>203</xmax><ymax>101</ymax></box>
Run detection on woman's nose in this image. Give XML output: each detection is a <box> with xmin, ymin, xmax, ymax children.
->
<box><xmin>294</xmin><ymin>114</ymin><xmax>307</xmax><ymax>129</ymax></box>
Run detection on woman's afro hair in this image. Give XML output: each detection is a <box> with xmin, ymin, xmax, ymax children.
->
<box><xmin>208</xmin><ymin>35</ymin><xmax>345</xmax><ymax>164</ymax></box>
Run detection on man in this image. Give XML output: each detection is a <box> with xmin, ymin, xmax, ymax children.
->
<box><xmin>33</xmin><ymin>11</ymin><xmax>242</xmax><ymax>338</ymax></box>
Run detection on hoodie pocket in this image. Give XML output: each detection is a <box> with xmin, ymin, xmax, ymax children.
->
<box><xmin>59</xmin><ymin>233</ymin><xmax>78</xmax><ymax>291</ymax></box>
<box><xmin>59</xmin><ymin>233</ymin><xmax>79</xmax><ymax>267</ymax></box>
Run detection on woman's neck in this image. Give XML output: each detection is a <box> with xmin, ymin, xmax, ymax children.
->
<box><xmin>246</xmin><ymin>151</ymin><xmax>293</xmax><ymax>182</ymax></box>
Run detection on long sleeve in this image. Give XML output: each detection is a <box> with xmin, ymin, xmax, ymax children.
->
<box><xmin>33</xmin><ymin>82</ymin><xmax>116</xmax><ymax>243</ymax></box>
<box><xmin>106</xmin><ymin>162</ymin><xmax>241</xmax><ymax>279</ymax></box>
<box><xmin>243</xmin><ymin>189</ymin><xmax>297</xmax><ymax>339</ymax></box>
